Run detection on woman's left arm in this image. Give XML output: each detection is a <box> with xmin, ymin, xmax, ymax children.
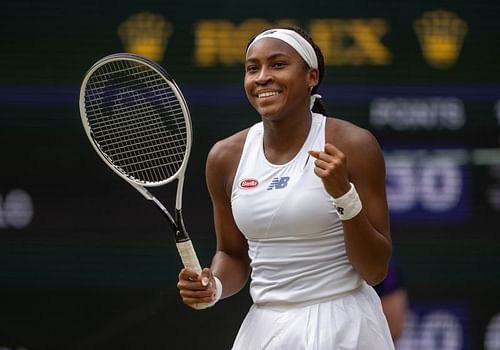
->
<box><xmin>343</xmin><ymin>129</ymin><xmax>392</xmax><ymax>285</ymax></box>
<box><xmin>310</xmin><ymin>126</ymin><xmax>392</xmax><ymax>285</ymax></box>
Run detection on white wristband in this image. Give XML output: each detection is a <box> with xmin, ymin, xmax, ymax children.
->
<box><xmin>204</xmin><ymin>276</ymin><xmax>223</xmax><ymax>308</ymax></box>
<box><xmin>213</xmin><ymin>276</ymin><xmax>223</xmax><ymax>303</ymax></box>
<box><xmin>330</xmin><ymin>182</ymin><xmax>362</xmax><ymax>221</ymax></box>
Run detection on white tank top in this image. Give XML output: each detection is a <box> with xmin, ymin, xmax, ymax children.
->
<box><xmin>231</xmin><ymin>113</ymin><xmax>363</xmax><ymax>307</ymax></box>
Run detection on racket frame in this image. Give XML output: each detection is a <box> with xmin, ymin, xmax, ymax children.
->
<box><xmin>79</xmin><ymin>53</ymin><xmax>204</xmax><ymax>277</ymax></box>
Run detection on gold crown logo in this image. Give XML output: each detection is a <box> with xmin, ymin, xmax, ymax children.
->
<box><xmin>414</xmin><ymin>9</ymin><xmax>468</xmax><ymax>69</ymax></box>
<box><xmin>118</xmin><ymin>12</ymin><xmax>172</xmax><ymax>62</ymax></box>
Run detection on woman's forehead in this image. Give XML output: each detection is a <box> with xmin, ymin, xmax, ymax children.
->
<box><xmin>246</xmin><ymin>37</ymin><xmax>300</xmax><ymax>60</ymax></box>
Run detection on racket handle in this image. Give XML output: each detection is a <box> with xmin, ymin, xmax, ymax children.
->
<box><xmin>176</xmin><ymin>240</ymin><xmax>212</xmax><ymax>310</ymax></box>
<box><xmin>176</xmin><ymin>239</ymin><xmax>202</xmax><ymax>272</ymax></box>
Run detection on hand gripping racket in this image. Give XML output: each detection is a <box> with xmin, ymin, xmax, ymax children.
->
<box><xmin>79</xmin><ymin>53</ymin><xmax>208</xmax><ymax>308</ymax></box>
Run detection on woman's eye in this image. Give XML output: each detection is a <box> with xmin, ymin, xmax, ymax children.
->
<box><xmin>246</xmin><ymin>66</ymin><xmax>258</xmax><ymax>73</ymax></box>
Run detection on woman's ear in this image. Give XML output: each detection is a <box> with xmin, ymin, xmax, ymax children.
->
<box><xmin>307</xmin><ymin>68</ymin><xmax>320</xmax><ymax>89</ymax></box>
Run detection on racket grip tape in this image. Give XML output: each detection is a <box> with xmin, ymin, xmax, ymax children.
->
<box><xmin>176</xmin><ymin>240</ymin><xmax>212</xmax><ymax>310</ymax></box>
<box><xmin>176</xmin><ymin>240</ymin><xmax>202</xmax><ymax>272</ymax></box>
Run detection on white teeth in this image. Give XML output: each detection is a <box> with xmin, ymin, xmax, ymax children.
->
<box><xmin>258</xmin><ymin>91</ymin><xmax>279</xmax><ymax>98</ymax></box>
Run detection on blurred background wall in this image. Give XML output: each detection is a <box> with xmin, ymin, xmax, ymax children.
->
<box><xmin>1</xmin><ymin>0</ymin><xmax>499</xmax><ymax>349</ymax></box>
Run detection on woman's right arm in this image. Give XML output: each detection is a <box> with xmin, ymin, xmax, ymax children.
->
<box><xmin>177</xmin><ymin>134</ymin><xmax>250</xmax><ymax>309</ymax></box>
<box><xmin>206</xmin><ymin>136</ymin><xmax>251</xmax><ymax>299</ymax></box>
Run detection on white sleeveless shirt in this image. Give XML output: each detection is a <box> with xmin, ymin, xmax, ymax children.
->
<box><xmin>231</xmin><ymin>113</ymin><xmax>363</xmax><ymax>307</ymax></box>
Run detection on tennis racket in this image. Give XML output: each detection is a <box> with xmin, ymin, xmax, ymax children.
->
<box><xmin>79</xmin><ymin>53</ymin><xmax>207</xmax><ymax>307</ymax></box>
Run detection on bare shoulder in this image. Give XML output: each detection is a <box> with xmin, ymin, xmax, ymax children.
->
<box><xmin>207</xmin><ymin>129</ymin><xmax>248</xmax><ymax>168</ymax></box>
<box><xmin>325</xmin><ymin>116</ymin><xmax>385</xmax><ymax>181</ymax></box>
<box><xmin>325</xmin><ymin>117</ymin><xmax>380</xmax><ymax>153</ymax></box>
<box><xmin>206</xmin><ymin>129</ymin><xmax>249</xmax><ymax>197</ymax></box>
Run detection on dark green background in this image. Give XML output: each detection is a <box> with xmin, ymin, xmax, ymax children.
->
<box><xmin>1</xmin><ymin>0</ymin><xmax>499</xmax><ymax>349</ymax></box>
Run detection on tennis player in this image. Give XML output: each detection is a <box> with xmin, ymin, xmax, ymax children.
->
<box><xmin>177</xmin><ymin>25</ymin><xmax>395</xmax><ymax>349</ymax></box>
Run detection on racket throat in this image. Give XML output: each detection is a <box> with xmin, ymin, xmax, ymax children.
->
<box><xmin>174</xmin><ymin>209</ymin><xmax>190</xmax><ymax>243</ymax></box>
<box><xmin>147</xmin><ymin>195</ymin><xmax>189</xmax><ymax>242</ymax></box>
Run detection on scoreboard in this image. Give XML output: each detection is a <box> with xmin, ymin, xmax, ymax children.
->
<box><xmin>1</xmin><ymin>0</ymin><xmax>499</xmax><ymax>349</ymax></box>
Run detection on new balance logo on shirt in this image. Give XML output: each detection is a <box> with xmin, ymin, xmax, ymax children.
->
<box><xmin>267</xmin><ymin>176</ymin><xmax>290</xmax><ymax>190</ymax></box>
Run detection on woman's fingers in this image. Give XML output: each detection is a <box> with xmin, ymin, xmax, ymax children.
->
<box><xmin>309</xmin><ymin>144</ymin><xmax>350</xmax><ymax>197</ymax></box>
<box><xmin>177</xmin><ymin>268</ymin><xmax>217</xmax><ymax>308</ymax></box>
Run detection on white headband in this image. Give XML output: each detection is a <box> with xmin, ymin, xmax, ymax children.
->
<box><xmin>246</xmin><ymin>29</ymin><xmax>318</xmax><ymax>69</ymax></box>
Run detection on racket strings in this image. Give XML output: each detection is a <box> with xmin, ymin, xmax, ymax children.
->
<box><xmin>105</xmin><ymin>138</ymin><xmax>187</xmax><ymax>165</ymax></box>
<box><xmin>86</xmin><ymin>96</ymin><xmax>183</xmax><ymax>128</ymax></box>
<box><xmin>88</xmin><ymin>103</ymin><xmax>186</xmax><ymax>147</ymax></box>
<box><xmin>93</xmin><ymin>123</ymin><xmax>187</xmax><ymax>151</ymax></box>
<box><xmin>84</xmin><ymin>59</ymin><xmax>188</xmax><ymax>183</ymax></box>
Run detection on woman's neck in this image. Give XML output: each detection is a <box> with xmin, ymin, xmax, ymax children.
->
<box><xmin>262</xmin><ymin>112</ymin><xmax>312</xmax><ymax>165</ymax></box>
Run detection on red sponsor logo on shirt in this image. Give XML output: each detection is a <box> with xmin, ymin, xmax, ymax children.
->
<box><xmin>239</xmin><ymin>178</ymin><xmax>259</xmax><ymax>189</ymax></box>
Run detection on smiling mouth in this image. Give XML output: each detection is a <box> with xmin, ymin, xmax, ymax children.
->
<box><xmin>257</xmin><ymin>91</ymin><xmax>280</xmax><ymax>98</ymax></box>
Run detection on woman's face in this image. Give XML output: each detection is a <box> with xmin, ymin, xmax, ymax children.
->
<box><xmin>244</xmin><ymin>38</ymin><xmax>318</xmax><ymax>120</ymax></box>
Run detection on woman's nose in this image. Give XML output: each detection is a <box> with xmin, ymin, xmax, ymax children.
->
<box><xmin>255</xmin><ymin>67</ymin><xmax>272</xmax><ymax>84</ymax></box>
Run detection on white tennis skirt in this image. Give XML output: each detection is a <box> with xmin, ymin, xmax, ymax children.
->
<box><xmin>231</xmin><ymin>282</ymin><xmax>395</xmax><ymax>350</ymax></box>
